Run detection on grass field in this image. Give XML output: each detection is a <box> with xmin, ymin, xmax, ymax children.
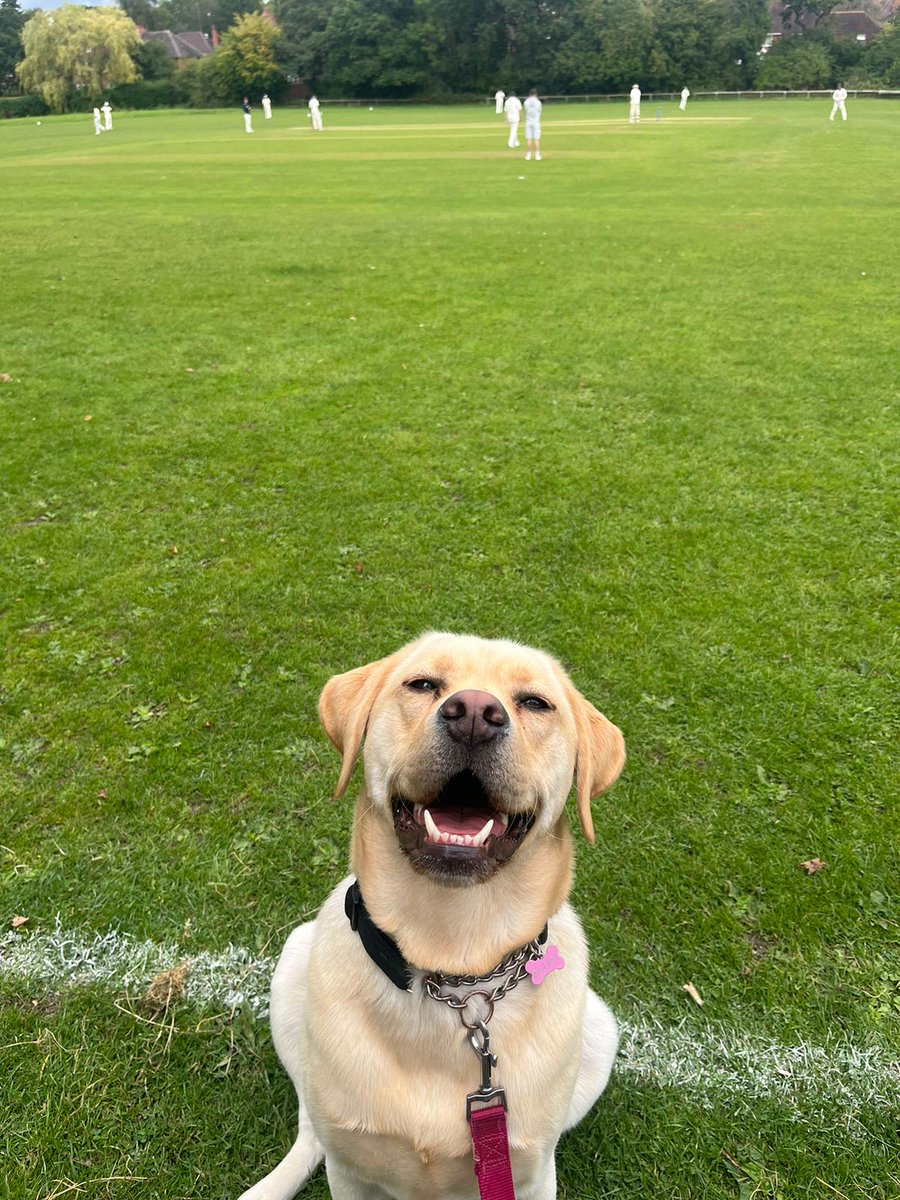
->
<box><xmin>1</xmin><ymin>98</ymin><xmax>898</xmax><ymax>1199</ymax></box>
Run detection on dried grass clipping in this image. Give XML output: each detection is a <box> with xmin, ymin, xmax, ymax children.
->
<box><xmin>143</xmin><ymin>960</ymin><xmax>191</xmax><ymax>1014</ymax></box>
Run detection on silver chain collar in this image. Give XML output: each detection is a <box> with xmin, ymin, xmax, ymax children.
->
<box><xmin>423</xmin><ymin>936</ymin><xmax>545</xmax><ymax>1031</ymax></box>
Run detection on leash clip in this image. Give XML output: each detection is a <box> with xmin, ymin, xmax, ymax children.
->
<box><xmin>465</xmin><ymin>1020</ymin><xmax>507</xmax><ymax>1120</ymax></box>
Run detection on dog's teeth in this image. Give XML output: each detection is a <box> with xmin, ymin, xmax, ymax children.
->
<box><xmin>413</xmin><ymin>804</ymin><xmax>424</xmax><ymax>824</ymax></box>
<box><xmin>423</xmin><ymin>809</ymin><xmax>440</xmax><ymax>843</ymax></box>
<box><xmin>424</xmin><ymin>810</ymin><xmax>490</xmax><ymax>849</ymax></box>
<box><xmin>471</xmin><ymin>819</ymin><xmax>494</xmax><ymax>847</ymax></box>
<box><xmin>497</xmin><ymin>811</ymin><xmax>508</xmax><ymax>828</ymax></box>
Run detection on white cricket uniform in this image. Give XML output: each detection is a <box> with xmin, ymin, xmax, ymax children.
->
<box><xmin>495</xmin><ymin>90</ymin><xmax>505</xmax><ymax>114</ymax></box>
<box><xmin>830</xmin><ymin>87</ymin><xmax>848</xmax><ymax>122</ymax></box>
<box><xmin>101</xmin><ymin>102</ymin><xmax>112</xmax><ymax>130</ymax></box>
<box><xmin>629</xmin><ymin>86</ymin><xmax>641</xmax><ymax>123</ymax></box>
<box><xmin>504</xmin><ymin>95</ymin><xmax>522</xmax><ymax>147</ymax></box>
<box><xmin>309</xmin><ymin>97</ymin><xmax>323</xmax><ymax>131</ymax></box>
<box><xmin>524</xmin><ymin>95</ymin><xmax>542</xmax><ymax>141</ymax></box>
<box><xmin>679</xmin><ymin>87</ymin><xmax>689</xmax><ymax>111</ymax></box>
<box><xmin>262</xmin><ymin>95</ymin><xmax>272</xmax><ymax>119</ymax></box>
<box><xmin>92</xmin><ymin>107</ymin><xmax>102</xmax><ymax>135</ymax></box>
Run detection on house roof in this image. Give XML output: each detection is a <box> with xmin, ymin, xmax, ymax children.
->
<box><xmin>141</xmin><ymin>30</ymin><xmax>214</xmax><ymax>60</ymax></box>
<box><xmin>768</xmin><ymin>2</ymin><xmax>885</xmax><ymax>36</ymax></box>
<box><xmin>826</xmin><ymin>10</ymin><xmax>883</xmax><ymax>39</ymax></box>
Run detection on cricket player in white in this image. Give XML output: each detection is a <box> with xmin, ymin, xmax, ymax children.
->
<box><xmin>308</xmin><ymin>95</ymin><xmax>323</xmax><ymax>131</ymax></box>
<box><xmin>262</xmin><ymin>93</ymin><xmax>272</xmax><ymax>119</ymax></box>
<box><xmin>92</xmin><ymin>107</ymin><xmax>103</xmax><ymax>135</ymax></box>
<box><xmin>101</xmin><ymin>101</ymin><xmax>112</xmax><ymax>130</ymax></box>
<box><xmin>829</xmin><ymin>85</ymin><xmax>848</xmax><ymax>121</ymax></box>
<box><xmin>495</xmin><ymin>89</ymin><xmax>505</xmax><ymax>114</ymax></box>
<box><xmin>629</xmin><ymin>84</ymin><xmax>641</xmax><ymax>124</ymax></box>
<box><xmin>679</xmin><ymin>86</ymin><xmax>689</xmax><ymax>111</ymax></box>
<box><xmin>524</xmin><ymin>88</ymin><xmax>542</xmax><ymax>160</ymax></box>
<box><xmin>504</xmin><ymin>91</ymin><xmax>522</xmax><ymax>148</ymax></box>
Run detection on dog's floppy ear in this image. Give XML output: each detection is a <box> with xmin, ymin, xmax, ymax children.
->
<box><xmin>318</xmin><ymin>650</ymin><xmax>402</xmax><ymax>798</ymax></box>
<box><xmin>573</xmin><ymin>698</ymin><xmax>625</xmax><ymax>844</ymax></box>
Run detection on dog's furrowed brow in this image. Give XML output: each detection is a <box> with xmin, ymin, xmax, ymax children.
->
<box><xmin>401</xmin><ymin>661</ymin><xmax>447</xmax><ymax>686</ymax></box>
<box><xmin>507</xmin><ymin>672</ymin><xmax>558</xmax><ymax>698</ymax></box>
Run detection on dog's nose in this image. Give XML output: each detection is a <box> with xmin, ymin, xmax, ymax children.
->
<box><xmin>438</xmin><ymin>690</ymin><xmax>509</xmax><ymax>746</ymax></box>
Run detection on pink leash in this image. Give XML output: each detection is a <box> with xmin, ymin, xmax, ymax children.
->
<box><xmin>466</xmin><ymin>1019</ymin><xmax>516</xmax><ymax>1199</ymax></box>
<box><xmin>470</xmin><ymin>1103</ymin><xmax>516</xmax><ymax>1200</ymax></box>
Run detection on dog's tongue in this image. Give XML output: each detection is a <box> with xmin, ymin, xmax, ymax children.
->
<box><xmin>428</xmin><ymin>804</ymin><xmax>498</xmax><ymax>838</ymax></box>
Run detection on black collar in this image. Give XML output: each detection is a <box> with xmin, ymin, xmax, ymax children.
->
<box><xmin>344</xmin><ymin>880</ymin><xmax>548</xmax><ymax>993</ymax></box>
<box><xmin>345</xmin><ymin>881</ymin><xmax>413</xmax><ymax>991</ymax></box>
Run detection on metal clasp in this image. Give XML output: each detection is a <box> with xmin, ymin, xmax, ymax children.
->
<box><xmin>465</xmin><ymin>1020</ymin><xmax>507</xmax><ymax>1120</ymax></box>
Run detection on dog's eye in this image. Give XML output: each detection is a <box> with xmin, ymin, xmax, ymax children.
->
<box><xmin>518</xmin><ymin>694</ymin><xmax>554</xmax><ymax>712</ymax></box>
<box><xmin>405</xmin><ymin>678</ymin><xmax>439</xmax><ymax>694</ymax></box>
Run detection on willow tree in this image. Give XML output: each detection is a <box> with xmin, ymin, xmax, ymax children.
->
<box><xmin>17</xmin><ymin>5</ymin><xmax>140</xmax><ymax>113</ymax></box>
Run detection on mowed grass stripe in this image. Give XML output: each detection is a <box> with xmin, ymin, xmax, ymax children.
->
<box><xmin>3</xmin><ymin>922</ymin><xmax>897</xmax><ymax>1125</ymax></box>
<box><xmin>284</xmin><ymin>116</ymin><xmax>753</xmax><ymax>134</ymax></box>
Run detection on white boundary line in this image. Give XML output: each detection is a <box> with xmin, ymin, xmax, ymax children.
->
<box><xmin>2</xmin><ymin>921</ymin><xmax>897</xmax><ymax>1128</ymax></box>
<box><xmin>1</xmin><ymin>919</ymin><xmax>273</xmax><ymax>1015</ymax></box>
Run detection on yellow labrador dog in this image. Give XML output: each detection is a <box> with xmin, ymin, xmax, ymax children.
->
<box><xmin>238</xmin><ymin>633</ymin><xmax>624</xmax><ymax>1200</ymax></box>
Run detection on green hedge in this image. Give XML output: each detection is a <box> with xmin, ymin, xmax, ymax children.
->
<box><xmin>0</xmin><ymin>94</ymin><xmax>50</xmax><ymax>118</ymax></box>
<box><xmin>107</xmin><ymin>79</ymin><xmax>179</xmax><ymax>110</ymax></box>
<box><xmin>0</xmin><ymin>85</ymin><xmax>178</xmax><ymax>116</ymax></box>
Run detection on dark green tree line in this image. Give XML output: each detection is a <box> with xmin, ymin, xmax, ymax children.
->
<box><xmin>7</xmin><ymin>0</ymin><xmax>900</xmax><ymax>106</ymax></box>
<box><xmin>272</xmin><ymin>0</ymin><xmax>777</xmax><ymax>96</ymax></box>
<box><xmin>0</xmin><ymin>0</ymin><xmax>27</xmax><ymax>93</ymax></box>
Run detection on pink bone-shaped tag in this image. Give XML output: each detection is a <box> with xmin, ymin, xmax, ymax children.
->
<box><xmin>525</xmin><ymin>944</ymin><xmax>565</xmax><ymax>986</ymax></box>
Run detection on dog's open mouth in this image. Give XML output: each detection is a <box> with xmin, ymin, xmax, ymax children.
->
<box><xmin>392</xmin><ymin>770</ymin><xmax>534</xmax><ymax>884</ymax></box>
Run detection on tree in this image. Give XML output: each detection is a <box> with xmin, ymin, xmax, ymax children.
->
<box><xmin>418</xmin><ymin>0</ymin><xmax>507</xmax><ymax>94</ymax></box>
<box><xmin>553</xmin><ymin>0</ymin><xmax>651</xmax><ymax>93</ymax></box>
<box><xmin>859</xmin><ymin>20</ymin><xmax>900</xmax><ymax>86</ymax></box>
<box><xmin>314</xmin><ymin>0</ymin><xmax>429</xmax><ymax>95</ymax></box>
<box><xmin>118</xmin><ymin>0</ymin><xmax>162</xmax><ymax>32</ymax></box>
<box><xmin>175</xmin><ymin>51</ymin><xmax>232</xmax><ymax>104</ymax></box>
<box><xmin>645</xmin><ymin>0</ymin><xmax>724</xmax><ymax>88</ymax></box>
<box><xmin>710</xmin><ymin>0</ymin><xmax>770</xmax><ymax>88</ymax></box>
<box><xmin>215</xmin><ymin>11</ymin><xmax>282</xmax><ymax>99</ymax></box>
<box><xmin>275</xmin><ymin>0</ymin><xmax>431</xmax><ymax>97</ymax></box>
<box><xmin>132</xmin><ymin>33</ymin><xmax>175</xmax><ymax>81</ymax></box>
<box><xmin>17</xmin><ymin>6</ymin><xmax>139</xmax><ymax>111</ymax></box>
<box><xmin>755</xmin><ymin>35</ymin><xmax>833</xmax><ymax>85</ymax></box>
<box><xmin>271</xmin><ymin>0</ymin><xmax>328</xmax><ymax>81</ymax></box>
<box><xmin>780</xmin><ymin>0</ymin><xmax>844</xmax><ymax>31</ymax></box>
<box><xmin>0</xmin><ymin>0</ymin><xmax>26</xmax><ymax>93</ymax></box>
<box><xmin>495</xmin><ymin>0</ymin><xmax>575</xmax><ymax>92</ymax></box>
